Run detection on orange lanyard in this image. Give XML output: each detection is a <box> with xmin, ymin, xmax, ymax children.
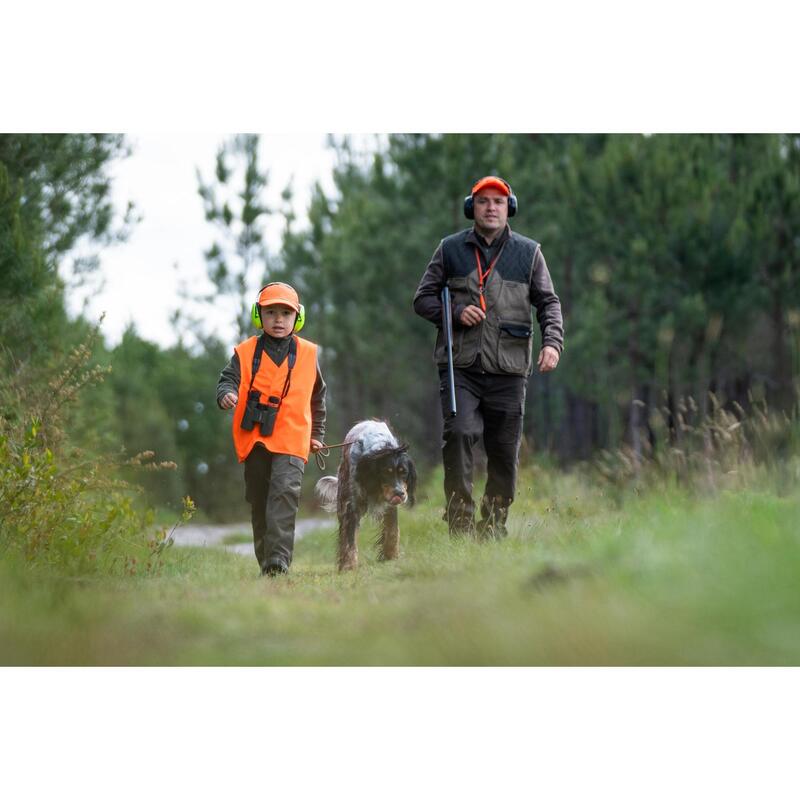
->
<box><xmin>474</xmin><ymin>244</ymin><xmax>505</xmax><ymax>312</ymax></box>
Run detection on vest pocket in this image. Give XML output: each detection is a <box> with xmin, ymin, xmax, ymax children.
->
<box><xmin>497</xmin><ymin>319</ymin><xmax>532</xmax><ymax>373</ymax></box>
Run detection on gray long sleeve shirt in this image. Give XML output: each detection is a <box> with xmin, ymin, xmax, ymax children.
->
<box><xmin>216</xmin><ymin>334</ymin><xmax>327</xmax><ymax>441</ymax></box>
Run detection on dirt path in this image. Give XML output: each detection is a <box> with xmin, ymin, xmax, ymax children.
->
<box><xmin>172</xmin><ymin>517</ymin><xmax>331</xmax><ymax>557</ymax></box>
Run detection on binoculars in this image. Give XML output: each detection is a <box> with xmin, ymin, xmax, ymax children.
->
<box><xmin>240</xmin><ymin>390</ymin><xmax>280</xmax><ymax>436</ymax></box>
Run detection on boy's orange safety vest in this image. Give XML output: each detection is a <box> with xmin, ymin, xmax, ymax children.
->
<box><xmin>231</xmin><ymin>335</ymin><xmax>318</xmax><ymax>462</ymax></box>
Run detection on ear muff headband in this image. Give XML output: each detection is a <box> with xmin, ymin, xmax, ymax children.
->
<box><xmin>251</xmin><ymin>283</ymin><xmax>305</xmax><ymax>332</ymax></box>
<box><xmin>464</xmin><ymin>178</ymin><xmax>518</xmax><ymax>220</ymax></box>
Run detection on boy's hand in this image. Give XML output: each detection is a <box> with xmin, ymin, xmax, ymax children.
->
<box><xmin>310</xmin><ymin>439</ymin><xmax>323</xmax><ymax>452</ymax></box>
<box><xmin>220</xmin><ymin>392</ymin><xmax>238</xmax><ymax>409</ymax></box>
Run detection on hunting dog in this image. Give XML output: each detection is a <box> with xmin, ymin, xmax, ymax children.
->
<box><xmin>315</xmin><ymin>420</ymin><xmax>417</xmax><ymax>571</ymax></box>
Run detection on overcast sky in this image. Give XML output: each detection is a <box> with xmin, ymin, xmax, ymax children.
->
<box><xmin>66</xmin><ymin>133</ymin><xmax>345</xmax><ymax>349</ymax></box>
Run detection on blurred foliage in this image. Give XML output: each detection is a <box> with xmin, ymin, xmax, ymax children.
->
<box><xmin>0</xmin><ymin>135</ymin><xmax>192</xmax><ymax>578</ymax></box>
<box><xmin>0</xmin><ymin>328</ymin><xmax>192</xmax><ymax>576</ymax></box>
<box><xmin>195</xmin><ymin>134</ymin><xmax>272</xmax><ymax>341</ymax></box>
<box><xmin>275</xmin><ymin>134</ymin><xmax>800</xmax><ymax>468</ymax></box>
<box><xmin>2</xmin><ymin>133</ymin><xmax>800</xmax><ymax>536</ymax></box>
<box><xmin>0</xmin><ymin>133</ymin><xmax>136</xmax><ymax>284</ymax></box>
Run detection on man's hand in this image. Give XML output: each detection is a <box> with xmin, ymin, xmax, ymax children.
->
<box><xmin>310</xmin><ymin>439</ymin><xmax>324</xmax><ymax>452</ymax></box>
<box><xmin>220</xmin><ymin>392</ymin><xmax>238</xmax><ymax>409</ymax></box>
<box><xmin>537</xmin><ymin>346</ymin><xmax>560</xmax><ymax>373</ymax></box>
<box><xmin>459</xmin><ymin>304</ymin><xmax>486</xmax><ymax>326</ymax></box>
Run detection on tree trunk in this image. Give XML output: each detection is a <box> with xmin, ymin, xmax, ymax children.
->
<box><xmin>771</xmin><ymin>287</ymin><xmax>792</xmax><ymax>411</ymax></box>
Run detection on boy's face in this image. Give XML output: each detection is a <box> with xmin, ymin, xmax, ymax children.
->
<box><xmin>260</xmin><ymin>304</ymin><xmax>297</xmax><ymax>338</ymax></box>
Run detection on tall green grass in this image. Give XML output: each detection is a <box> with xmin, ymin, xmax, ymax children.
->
<box><xmin>3</xmin><ymin>359</ymin><xmax>798</xmax><ymax>665</ymax></box>
<box><xmin>2</xmin><ymin>463</ymin><xmax>798</xmax><ymax>665</ymax></box>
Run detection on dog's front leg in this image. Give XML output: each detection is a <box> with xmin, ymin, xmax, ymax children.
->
<box><xmin>378</xmin><ymin>506</ymin><xmax>400</xmax><ymax>561</ymax></box>
<box><xmin>337</xmin><ymin>501</ymin><xmax>360</xmax><ymax>571</ymax></box>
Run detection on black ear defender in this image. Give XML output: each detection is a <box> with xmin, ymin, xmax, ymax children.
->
<box><xmin>464</xmin><ymin>176</ymin><xmax>518</xmax><ymax>219</ymax></box>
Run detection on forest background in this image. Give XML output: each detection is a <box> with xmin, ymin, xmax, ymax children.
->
<box><xmin>2</xmin><ymin>133</ymin><xmax>799</xmax><ymax>523</ymax></box>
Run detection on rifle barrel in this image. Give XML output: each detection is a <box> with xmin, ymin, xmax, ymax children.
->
<box><xmin>442</xmin><ymin>286</ymin><xmax>457</xmax><ymax>417</ymax></box>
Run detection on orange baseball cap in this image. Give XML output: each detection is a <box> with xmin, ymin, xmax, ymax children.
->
<box><xmin>471</xmin><ymin>176</ymin><xmax>511</xmax><ymax>196</ymax></box>
<box><xmin>258</xmin><ymin>282</ymin><xmax>300</xmax><ymax>313</ymax></box>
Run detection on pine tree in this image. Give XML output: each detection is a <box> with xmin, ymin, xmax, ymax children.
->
<box><xmin>197</xmin><ymin>134</ymin><xmax>271</xmax><ymax>342</ymax></box>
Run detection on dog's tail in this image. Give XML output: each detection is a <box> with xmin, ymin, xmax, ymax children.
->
<box><xmin>314</xmin><ymin>476</ymin><xmax>339</xmax><ymax>513</ymax></box>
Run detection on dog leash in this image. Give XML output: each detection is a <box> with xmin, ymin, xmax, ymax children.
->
<box><xmin>313</xmin><ymin>440</ymin><xmax>348</xmax><ymax>471</ymax></box>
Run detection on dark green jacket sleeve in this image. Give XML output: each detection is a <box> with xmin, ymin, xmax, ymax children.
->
<box><xmin>530</xmin><ymin>248</ymin><xmax>564</xmax><ymax>354</ymax></box>
<box><xmin>216</xmin><ymin>353</ymin><xmax>241</xmax><ymax>406</ymax></box>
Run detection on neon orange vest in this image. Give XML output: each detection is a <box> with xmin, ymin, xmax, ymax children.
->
<box><xmin>232</xmin><ymin>335</ymin><xmax>318</xmax><ymax>463</ymax></box>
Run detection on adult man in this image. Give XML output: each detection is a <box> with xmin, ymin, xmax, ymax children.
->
<box><xmin>413</xmin><ymin>176</ymin><xmax>563</xmax><ymax>538</ymax></box>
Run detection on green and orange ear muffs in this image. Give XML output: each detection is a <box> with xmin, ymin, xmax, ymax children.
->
<box><xmin>251</xmin><ymin>303</ymin><xmax>306</xmax><ymax>332</ymax></box>
<box><xmin>251</xmin><ymin>282</ymin><xmax>306</xmax><ymax>332</ymax></box>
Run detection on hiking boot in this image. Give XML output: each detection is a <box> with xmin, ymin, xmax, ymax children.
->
<box><xmin>448</xmin><ymin>519</ymin><xmax>476</xmax><ymax>539</ymax></box>
<box><xmin>261</xmin><ymin>561</ymin><xmax>289</xmax><ymax>577</ymax></box>
<box><xmin>477</xmin><ymin>495</ymin><xmax>511</xmax><ymax>540</ymax></box>
<box><xmin>442</xmin><ymin>507</ymin><xmax>475</xmax><ymax>539</ymax></box>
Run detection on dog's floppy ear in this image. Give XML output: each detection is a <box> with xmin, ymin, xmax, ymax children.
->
<box><xmin>392</xmin><ymin>443</ymin><xmax>417</xmax><ymax>508</ymax></box>
<box><xmin>403</xmin><ymin>451</ymin><xmax>417</xmax><ymax>508</ymax></box>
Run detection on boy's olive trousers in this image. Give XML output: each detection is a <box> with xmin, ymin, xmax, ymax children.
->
<box><xmin>244</xmin><ymin>444</ymin><xmax>304</xmax><ymax>572</ymax></box>
<box><xmin>438</xmin><ymin>366</ymin><xmax>527</xmax><ymax>533</ymax></box>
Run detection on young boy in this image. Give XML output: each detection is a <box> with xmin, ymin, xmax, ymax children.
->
<box><xmin>217</xmin><ymin>282</ymin><xmax>326</xmax><ymax>576</ymax></box>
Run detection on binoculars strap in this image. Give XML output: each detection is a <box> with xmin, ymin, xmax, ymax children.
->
<box><xmin>246</xmin><ymin>334</ymin><xmax>298</xmax><ymax>405</ymax></box>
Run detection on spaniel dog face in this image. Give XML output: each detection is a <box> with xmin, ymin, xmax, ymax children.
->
<box><xmin>355</xmin><ymin>445</ymin><xmax>417</xmax><ymax>509</ymax></box>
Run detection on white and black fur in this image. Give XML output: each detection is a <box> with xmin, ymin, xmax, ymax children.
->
<box><xmin>315</xmin><ymin>420</ymin><xmax>417</xmax><ymax>571</ymax></box>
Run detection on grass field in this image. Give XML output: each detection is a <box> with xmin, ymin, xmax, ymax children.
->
<box><xmin>1</xmin><ymin>464</ymin><xmax>799</xmax><ymax>665</ymax></box>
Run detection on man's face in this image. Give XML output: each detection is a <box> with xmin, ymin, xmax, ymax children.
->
<box><xmin>260</xmin><ymin>304</ymin><xmax>297</xmax><ymax>337</ymax></box>
<box><xmin>473</xmin><ymin>189</ymin><xmax>508</xmax><ymax>236</ymax></box>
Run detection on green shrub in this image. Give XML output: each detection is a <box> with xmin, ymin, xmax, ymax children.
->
<box><xmin>0</xmin><ymin>332</ymin><xmax>194</xmax><ymax>576</ymax></box>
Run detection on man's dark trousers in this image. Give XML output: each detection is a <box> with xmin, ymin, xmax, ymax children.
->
<box><xmin>244</xmin><ymin>444</ymin><xmax>304</xmax><ymax>572</ymax></box>
<box><xmin>439</xmin><ymin>366</ymin><xmax>526</xmax><ymax>532</ymax></box>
